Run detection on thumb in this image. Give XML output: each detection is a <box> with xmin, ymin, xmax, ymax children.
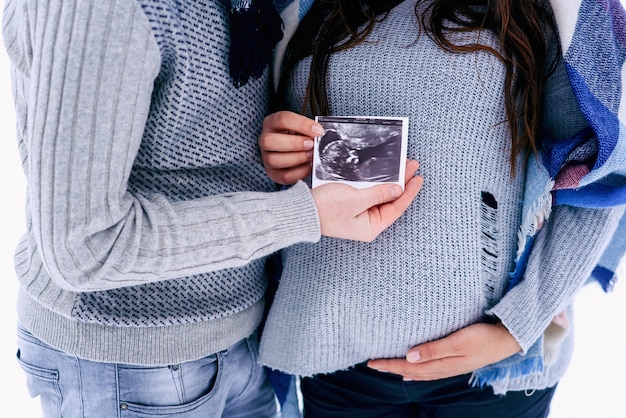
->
<box><xmin>406</xmin><ymin>339</ymin><xmax>449</xmax><ymax>364</ymax></box>
<box><xmin>352</xmin><ymin>184</ymin><xmax>403</xmax><ymax>212</ymax></box>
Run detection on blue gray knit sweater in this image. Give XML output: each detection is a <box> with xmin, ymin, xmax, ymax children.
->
<box><xmin>259</xmin><ymin>0</ymin><xmax>625</xmax><ymax>395</ymax></box>
<box><xmin>2</xmin><ymin>0</ymin><xmax>320</xmax><ymax>365</ymax></box>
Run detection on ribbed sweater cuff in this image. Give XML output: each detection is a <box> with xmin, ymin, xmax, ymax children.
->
<box><xmin>488</xmin><ymin>206</ymin><xmax>624</xmax><ymax>353</ymax></box>
<box><xmin>267</xmin><ymin>181</ymin><xmax>321</xmax><ymax>246</ymax></box>
<box><xmin>487</xmin><ymin>293</ymin><xmax>542</xmax><ymax>353</ymax></box>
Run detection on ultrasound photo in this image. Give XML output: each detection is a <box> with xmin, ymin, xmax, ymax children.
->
<box><xmin>312</xmin><ymin>116</ymin><xmax>408</xmax><ymax>189</ymax></box>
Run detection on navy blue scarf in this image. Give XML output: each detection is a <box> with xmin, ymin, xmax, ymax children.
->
<box><xmin>229</xmin><ymin>0</ymin><xmax>284</xmax><ymax>87</ymax></box>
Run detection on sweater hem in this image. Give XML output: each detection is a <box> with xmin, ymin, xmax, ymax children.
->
<box><xmin>17</xmin><ymin>288</ymin><xmax>264</xmax><ymax>366</ymax></box>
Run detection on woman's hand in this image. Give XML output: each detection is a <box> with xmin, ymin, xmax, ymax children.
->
<box><xmin>259</xmin><ymin>111</ymin><xmax>320</xmax><ymax>184</ymax></box>
<box><xmin>367</xmin><ymin>322</ymin><xmax>522</xmax><ymax>380</ymax></box>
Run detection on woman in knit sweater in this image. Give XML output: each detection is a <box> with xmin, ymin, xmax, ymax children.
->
<box><xmin>258</xmin><ymin>0</ymin><xmax>624</xmax><ymax>416</ymax></box>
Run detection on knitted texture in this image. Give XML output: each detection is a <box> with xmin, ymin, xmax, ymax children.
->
<box><xmin>258</xmin><ymin>0</ymin><xmax>623</xmax><ymax>392</ymax></box>
<box><xmin>2</xmin><ymin>0</ymin><xmax>320</xmax><ymax>365</ymax></box>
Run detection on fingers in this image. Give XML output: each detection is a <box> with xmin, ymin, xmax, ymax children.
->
<box><xmin>404</xmin><ymin>159</ymin><xmax>420</xmax><ymax>183</ymax></box>
<box><xmin>405</xmin><ymin>326</ymin><xmax>475</xmax><ymax>364</ymax></box>
<box><xmin>357</xmin><ymin>183</ymin><xmax>405</xmax><ymax>210</ymax></box>
<box><xmin>351</xmin><ymin>159</ymin><xmax>421</xmax><ymax>210</ymax></box>
<box><xmin>368</xmin><ymin>357</ymin><xmax>469</xmax><ymax>381</ymax></box>
<box><xmin>383</xmin><ymin>173</ymin><xmax>423</xmax><ymax>215</ymax></box>
<box><xmin>368</xmin><ymin>334</ymin><xmax>458</xmax><ymax>378</ymax></box>
<box><xmin>259</xmin><ymin>111</ymin><xmax>319</xmax><ymax>185</ymax></box>
<box><xmin>262</xmin><ymin>111</ymin><xmax>324</xmax><ymax>138</ymax></box>
<box><xmin>266</xmin><ymin>163</ymin><xmax>312</xmax><ymax>185</ymax></box>
<box><xmin>262</xmin><ymin>148</ymin><xmax>312</xmax><ymax>183</ymax></box>
<box><xmin>263</xmin><ymin>149</ymin><xmax>312</xmax><ymax>170</ymax></box>
<box><xmin>368</xmin><ymin>340</ymin><xmax>506</xmax><ymax>382</ymax></box>
<box><xmin>368</xmin><ymin>164</ymin><xmax>423</xmax><ymax>233</ymax></box>
<box><xmin>366</xmin><ymin>358</ymin><xmax>415</xmax><ymax>376</ymax></box>
<box><xmin>405</xmin><ymin>339</ymin><xmax>447</xmax><ymax>364</ymax></box>
<box><xmin>259</xmin><ymin>132</ymin><xmax>315</xmax><ymax>153</ymax></box>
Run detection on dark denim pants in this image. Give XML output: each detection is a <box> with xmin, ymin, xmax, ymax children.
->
<box><xmin>301</xmin><ymin>362</ymin><xmax>556</xmax><ymax>418</ymax></box>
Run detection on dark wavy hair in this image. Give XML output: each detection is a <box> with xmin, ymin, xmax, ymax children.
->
<box><xmin>276</xmin><ymin>0</ymin><xmax>558</xmax><ymax>167</ymax></box>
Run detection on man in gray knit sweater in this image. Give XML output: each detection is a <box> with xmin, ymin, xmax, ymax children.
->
<box><xmin>1</xmin><ymin>0</ymin><xmax>422</xmax><ymax>416</ymax></box>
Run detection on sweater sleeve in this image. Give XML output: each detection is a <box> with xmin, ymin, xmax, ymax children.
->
<box><xmin>486</xmin><ymin>28</ymin><xmax>625</xmax><ymax>351</ymax></box>
<box><xmin>488</xmin><ymin>205</ymin><xmax>624</xmax><ymax>352</ymax></box>
<box><xmin>12</xmin><ymin>0</ymin><xmax>320</xmax><ymax>292</ymax></box>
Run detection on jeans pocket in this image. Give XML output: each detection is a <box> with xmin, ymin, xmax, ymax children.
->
<box><xmin>16</xmin><ymin>348</ymin><xmax>62</xmax><ymax>417</ymax></box>
<box><xmin>118</xmin><ymin>352</ymin><xmax>223</xmax><ymax>416</ymax></box>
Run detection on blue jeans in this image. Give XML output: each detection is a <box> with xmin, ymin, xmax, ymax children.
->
<box><xmin>16</xmin><ymin>324</ymin><xmax>277</xmax><ymax>418</ymax></box>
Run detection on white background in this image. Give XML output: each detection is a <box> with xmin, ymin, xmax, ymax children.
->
<box><xmin>1</xmin><ymin>24</ymin><xmax>625</xmax><ymax>418</ymax></box>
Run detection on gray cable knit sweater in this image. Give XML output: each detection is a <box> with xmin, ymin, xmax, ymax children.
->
<box><xmin>2</xmin><ymin>0</ymin><xmax>320</xmax><ymax>365</ymax></box>
<box><xmin>258</xmin><ymin>0</ymin><xmax>623</xmax><ymax>392</ymax></box>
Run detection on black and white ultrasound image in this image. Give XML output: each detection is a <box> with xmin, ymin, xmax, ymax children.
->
<box><xmin>314</xmin><ymin>118</ymin><xmax>404</xmax><ymax>184</ymax></box>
